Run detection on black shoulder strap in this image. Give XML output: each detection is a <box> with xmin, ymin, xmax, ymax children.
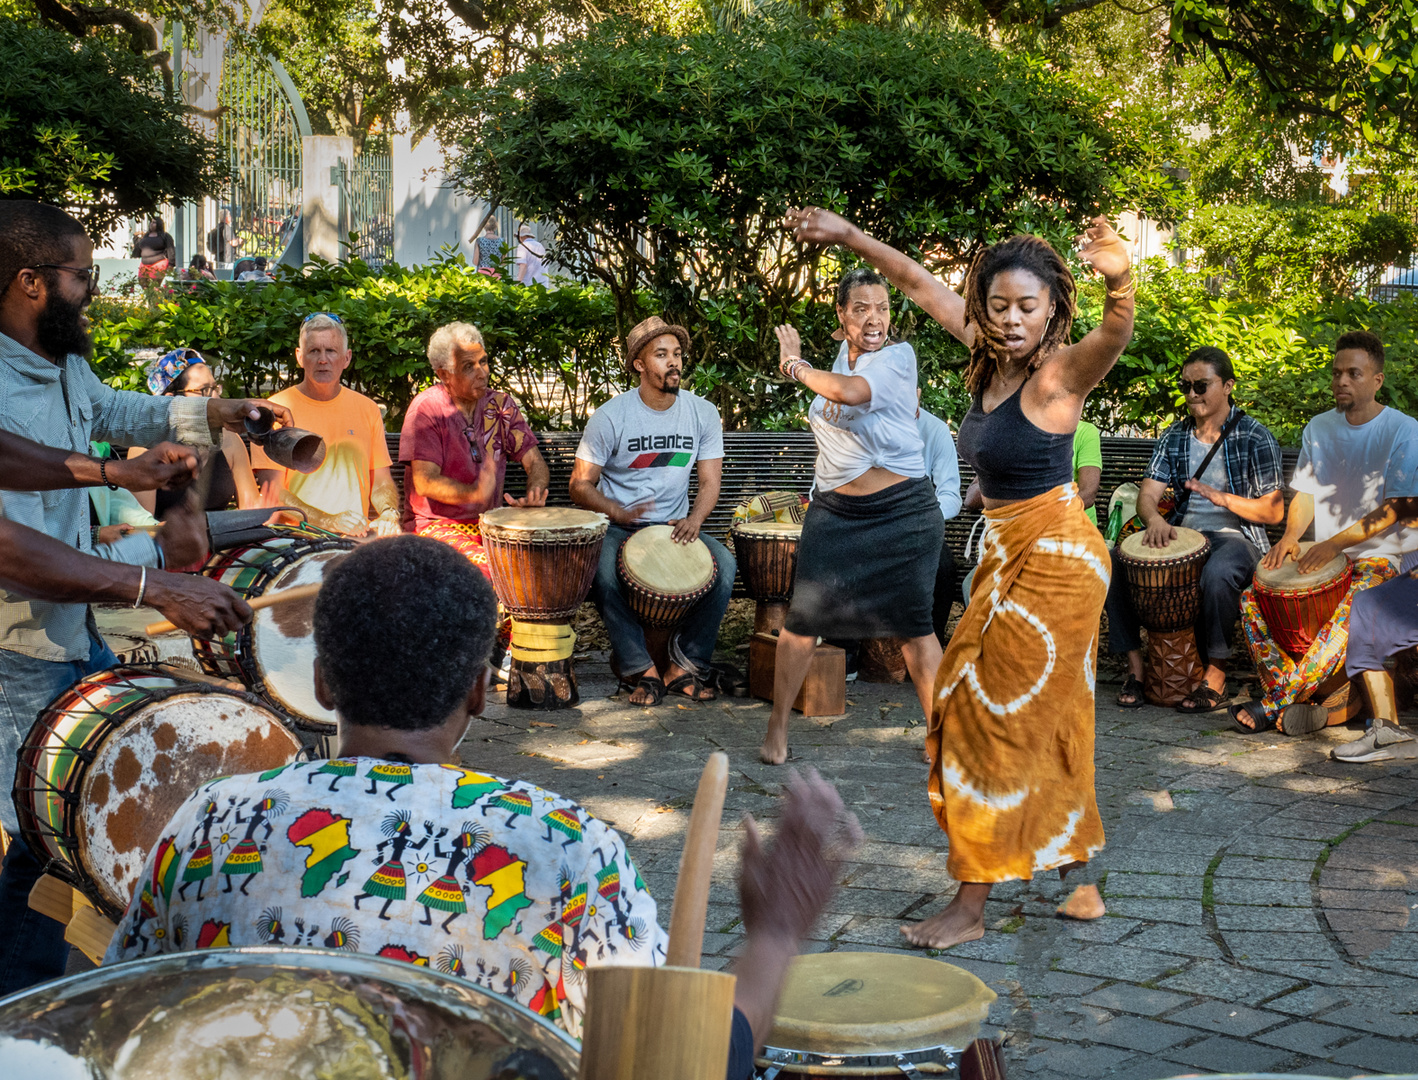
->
<box><xmin>1170</xmin><ymin>409</ymin><xmax>1246</xmax><ymax>521</ymax></box>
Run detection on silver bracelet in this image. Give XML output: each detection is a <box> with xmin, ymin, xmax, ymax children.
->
<box><xmin>132</xmin><ymin>565</ymin><xmax>148</xmax><ymax>609</ymax></box>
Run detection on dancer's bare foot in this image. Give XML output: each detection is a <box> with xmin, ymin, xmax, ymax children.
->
<box><xmin>759</xmin><ymin>725</ymin><xmax>788</xmax><ymax>765</ymax></box>
<box><xmin>901</xmin><ymin>905</ymin><xmax>985</xmax><ymax>949</ymax></box>
<box><xmin>1056</xmin><ymin>883</ymin><xmax>1106</xmax><ymax>920</ymax></box>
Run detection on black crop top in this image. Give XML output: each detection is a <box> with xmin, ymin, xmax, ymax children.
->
<box><xmin>955</xmin><ymin>381</ymin><xmax>1074</xmax><ymax>501</ymax></box>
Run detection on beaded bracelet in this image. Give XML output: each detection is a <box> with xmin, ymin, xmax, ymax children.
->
<box><xmin>99</xmin><ymin>458</ymin><xmax>119</xmax><ymax>491</ymax></box>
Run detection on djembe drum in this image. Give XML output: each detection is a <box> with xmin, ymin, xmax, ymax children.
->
<box><xmin>192</xmin><ymin>525</ymin><xmax>358</xmax><ymax>737</ymax></box>
<box><xmin>618</xmin><ymin>524</ymin><xmax>718</xmax><ymax>628</ymax></box>
<box><xmin>0</xmin><ymin>948</ymin><xmax>579</xmax><ymax>1079</ymax></box>
<box><xmin>1116</xmin><ymin>528</ymin><xmax>1212</xmax><ymax>707</ymax></box>
<box><xmin>13</xmin><ymin>666</ymin><xmax>301</xmax><ymax>918</ymax></box>
<box><xmin>1253</xmin><ymin>542</ymin><xmax>1353</xmax><ymax>660</ymax></box>
<box><xmin>732</xmin><ymin>520</ymin><xmax>801</xmax><ymax>635</ymax></box>
<box><xmin>480</xmin><ymin>506</ymin><xmax>609</xmax><ymax>710</ymax></box>
<box><xmin>755</xmin><ymin>952</ymin><xmax>996</xmax><ymax>1077</ymax></box>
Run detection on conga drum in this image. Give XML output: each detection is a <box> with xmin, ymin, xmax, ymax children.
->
<box><xmin>0</xmin><ymin>948</ymin><xmax>579</xmax><ymax>1079</ymax></box>
<box><xmin>731</xmin><ymin>520</ymin><xmax>800</xmax><ymax>635</ymax></box>
<box><xmin>1253</xmin><ymin>542</ymin><xmax>1353</xmax><ymax>660</ymax></box>
<box><xmin>13</xmin><ymin>666</ymin><xmax>301</xmax><ymax>918</ymax></box>
<box><xmin>192</xmin><ymin>526</ymin><xmax>358</xmax><ymax>736</ymax></box>
<box><xmin>1116</xmin><ymin>528</ymin><xmax>1211</xmax><ymax>706</ymax></box>
<box><xmin>756</xmin><ymin>952</ymin><xmax>996</xmax><ymax>1077</ymax></box>
<box><xmin>480</xmin><ymin>507</ymin><xmax>609</xmax><ymax>710</ymax></box>
<box><xmin>618</xmin><ymin>524</ymin><xmax>718</xmax><ymax>628</ymax></box>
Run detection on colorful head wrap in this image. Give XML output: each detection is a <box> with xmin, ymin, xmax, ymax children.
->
<box><xmin>146</xmin><ymin>348</ymin><xmax>204</xmax><ymax>395</ymax></box>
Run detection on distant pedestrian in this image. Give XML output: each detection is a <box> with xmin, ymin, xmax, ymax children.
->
<box><xmin>474</xmin><ymin>218</ymin><xmax>504</xmax><ymax>277</ymax></box>
<box><xmin>515</xmin><ymin>223</ymin><xmax>549</xmax><ymax>286</ymax></box>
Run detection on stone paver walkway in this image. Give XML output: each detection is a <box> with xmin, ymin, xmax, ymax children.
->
<box><xmin>469</xmin><ymin>655</ymin><xmax>1418</xmax><ymax>1079</ymax></box>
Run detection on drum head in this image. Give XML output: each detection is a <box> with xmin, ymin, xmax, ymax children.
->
<box><xmin>79</xmin><ymin>692</ymin><xmax>299</xmax><ymax>914</ymax></box>
<box><xmin>481</xmin><ymin>507</ymin><xmax>608</xmax><ymax>537</ymax></box>
<box><xmin>0</xmin><ymin>947</ymin><xmax>579</xmax><ymax>1079</ymax></box>
<box><xmin>1119</xmin><ymin>526</ymin><xmax>1208</xmax><ymax>562</ymax></box>
<box><xmin>1254</xmin><ymin>541</ymin><xmax>1349</xmax><ymax>591</ymax></box>
<box><xmin>621</xmin><ymin>525</ymin><xmax>714</xmax><ymax>593</ymax></box>
<box><xmin>733</xmin><ymin>520</ymin><xmax>802</xmax><ymax>539</ymax></box>
<box><xmin>252</xmin><ymin>548</ymin><xmax>347</xmax><ymax>726</ymax></box>
<box><xmin>766</xmin><ymin>952</ymin><xmax>995</xmax><ymax>1056</ymax></box>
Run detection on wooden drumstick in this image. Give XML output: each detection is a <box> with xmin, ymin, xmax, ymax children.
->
<box><xmin>666</xmin><ymin>750</ymin><xmax>729</xmax><ymax>968</ymax></box>
<box><xmin>144</xmin><ymin>583</ymin><xmax>321</xmax><ymax>636</ymax></box>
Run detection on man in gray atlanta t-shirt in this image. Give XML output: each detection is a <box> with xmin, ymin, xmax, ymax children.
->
<box><xmin>570</xmin><ymin>316</ymin><xmax>735</xmax><ymax>705</ymax></box>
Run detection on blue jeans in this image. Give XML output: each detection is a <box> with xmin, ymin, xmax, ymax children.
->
<box><xmin>589</xmin><ymin>524</ymin><xmax>736</xmax><ymax>679</ymax></box>
<box><xmin>0</xmin><ymin>625</ymin><xmax>118</xmax><ymax>996</ymax></box>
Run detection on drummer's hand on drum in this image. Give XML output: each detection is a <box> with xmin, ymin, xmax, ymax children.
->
<box><xmin>370</xmin><ymin>509</ymin><xmax>402</xmax><ymax>538</ymax></box>
<box><xmin>503</xmin><ymin>486</ymin><xmax>549</xmax><ymax>508</ymax></box>
<box><xmin>1262</xmin><ymin>536</ymin><xmax>1300</xmax><ymax>571</ymax></box>
<box><xmin>144</xmin><ymin>572</ymin><xmax>252</xmax><ymax>637</ymax></box>
<box><xmin>207</xmin><ymin>397</ymin><xmax>295</xmax><ymax>434</ymax></box>
<box><xmin>1142</xmin><ymin>515</ymin><xmax>1176</xmax><ymax>549</ymax></box>
<box><xmin>157</xmin><ymin>501</ymin><xmax>210</xmax><ymax>568</ymax></box>
<box><xmin>330</xmin><ymin>509</ymin><xmax>371</xmax><ymax>537</ymax></box>
<box><xmin>668</xmin><ymin>517</ymin><xmax>701</xmax><ymax>544</ymax></box>
<box><xmin>1298</xmin><ymin>538</ymin><xmax>1341</xmax><ymax>574</ymax></box>
<box><xmin>108</xmin><ymin>442</ymin><xmax>200</xmax><ymax>491</ymax></box>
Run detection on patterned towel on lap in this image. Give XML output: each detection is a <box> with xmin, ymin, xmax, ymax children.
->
<box><xmin>927</xmin><ymin>483</ymin><xmax>1109</xmax><ymax>884</ymax></box>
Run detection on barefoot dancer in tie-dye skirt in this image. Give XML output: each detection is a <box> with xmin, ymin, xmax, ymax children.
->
<box><xmin>785</xmin><ymin>207</ymin><xmax>1138</xmax><ymax>950</ymax></box>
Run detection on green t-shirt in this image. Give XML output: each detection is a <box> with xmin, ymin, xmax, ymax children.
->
<box><xmin>1073</xmin><ymin>421</ymin><xmax>1103</xmax><ymax>524</ymax></box>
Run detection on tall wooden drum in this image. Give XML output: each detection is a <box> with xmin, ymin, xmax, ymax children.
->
<box><xmin>731</xmin><ymin>520</ymin><xmax>800</xmax><ymax>635</ymax></box>
<box><xmin>618</xmin><ymin>525</ymin><xmax>718</xmax><ymax>628</ymax></box>
<box><xmin>1116</xmin><ymin>528</ymin><xmax>1211</xmax><ymax>707</ymax></box>
<box><xmin>756</xmin><ymin>952</ymin><xmax>996</xmax><ymax>1076</ymax></box>
<box><xmin>480</xmin><ymin>507</ymin><xmax>609</xmax><ymax>710</ymax></box>
<box><xmin>1253</xmin><ymin>543</ymin><xmax>1353</xmax><ymax>661</ymax></box>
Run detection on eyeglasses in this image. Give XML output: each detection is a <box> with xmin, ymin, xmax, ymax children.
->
<box><xmin>1178</xmin><ymin>378</ymin><xmax>1213</xmax><ymax>396</ymax></box>
<box><xmin>303</xmin><ymin>312</ymin><xmax>344</xmax><ymax>325</ymax></box>
<box><xmin>179</xmin><ymin>382</ymin><xmax>223</xmax><ymax>398</ymax></box>
<box><xmin>33</xmin><ymin>263</ymin><xmax>101</xmax><ymax>295</ymax></box>
<box><xmin>463</xmin><ymin>427</ymin><xmax>483</xmax><ymax>464</ymax></box>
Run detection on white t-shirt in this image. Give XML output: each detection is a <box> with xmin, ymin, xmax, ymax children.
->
<box><xmin>575</xmin><ymin>389</ymin><xmax>724</xmax><ymax>523</ymax></box>
<box><xmin>517</xmin><ymin>237</ymin><xmax>548</xmax><ymax>285</ymax></box>
<box><xmin>807</xmin><ymin>340</ymin><xmax>924</xmax><ymax>492</ymax></box>
<box><xmin>917</xmin><ymin>407</ymin><xmax>962</xmax><ymax>520</ymax></box>
<box><xmin>1291</xmin><ymin>406</ymin><xmax>1418</xmax><ymax>567</ymax></box>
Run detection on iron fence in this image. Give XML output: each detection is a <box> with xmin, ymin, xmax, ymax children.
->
<box><xmin>345</xmin><ymin>152</ymin><xmax>394</xmax><ymax>270</ymax></box>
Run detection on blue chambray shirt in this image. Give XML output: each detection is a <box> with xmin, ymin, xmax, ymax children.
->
<box><xmin>0</xmin><ymin>331</ymin><xmax>216</xmax><ymax>661</ymax></box>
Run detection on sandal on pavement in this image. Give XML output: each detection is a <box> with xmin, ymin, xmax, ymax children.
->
<box><xmin>1279</xmin><ymin>702</ymin><xmax>1329</xmax><ymax>737</ymax></box>
<box><xmin>624</xmin><ymin>675</ymin><xmax>665</xmax><ymax>706</ymax></box>
<box><xmin>665</xmin><ymin>672</ymin><xmax>716</xmax><ymax>702</ymax></box>
<box><xmin>1228</xmin><ymin>700</ymin><xmax>1274</xmax><ymax>734</ymax></box>
<box><xmin>1116</xmin><ymin>674</ymin><xmax>1146</xmax><ymax>709</ymax></box>
<box><xmin>1176</xmin><ymin>684</ymin><xmax>1228</xmax><ymax>714</ymax></box>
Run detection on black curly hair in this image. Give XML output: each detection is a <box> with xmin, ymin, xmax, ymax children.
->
<box><xmin>961</xmin><ymin>235</ymin><xmax>1077</xmax><ymax>397</ymax></box>
<box><xmin>313</xmin><ymin>535</ymin><xmax>500</xmax><ymax>730</ymax></box>
<box><xmin>835</xmin><ymin>266</ymin><xmax>889</xmax><ymax>308</ymax></box>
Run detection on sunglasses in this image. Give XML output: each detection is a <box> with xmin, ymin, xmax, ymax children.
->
<box><xmin>1178</xmin><ymin>379</ymin><xmax>1213</xmax><ymax>396</ymax></box>
<box><xmin>463</xmin><ymin>427</ymin><xmax>483</xmax><ymax>464</ymax></box>
<box><xmin>33</xmin><ymin>263</ymin><xmax>101</xmax><ymax>295</ymax></box>
<box><xmin>302</xmin><ymin>311</ymin><xmax>344</xmax><ymax>325</ymax></box>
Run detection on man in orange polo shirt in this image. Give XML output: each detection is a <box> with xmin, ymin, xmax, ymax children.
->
<box><xmin>252</xmin><ymin>313</ymin><xmax>401</xmax><ymax>537</ymax></box>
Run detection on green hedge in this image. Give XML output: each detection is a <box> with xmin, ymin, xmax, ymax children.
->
<box><xmin>91</xmin><ymin>255</ymin><xmax>1418</xmax><ymax>444</ymax></box>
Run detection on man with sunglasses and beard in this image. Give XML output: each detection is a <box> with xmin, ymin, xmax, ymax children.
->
<box><xmin>570</xmin><ymin>316</ymin><xmax>735</xmax><ymax>705</ymax></box>
<box><xmin>1105</xmin><ymin>347</ymin><xmax>1285</xmax><ymax>714</ymax></box>
<box><xmin>0</xmin><ymin>200</ymin><xmax>290</xmax><ymax>995</ymax></box>
<box><xmin>398</xmin><ymin>321</ymin><xmax>550</xmax><ymax>574</ymax></box>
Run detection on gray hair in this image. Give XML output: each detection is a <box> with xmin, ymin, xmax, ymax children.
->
<box><xmin>427</xmin><ymin>322</ymin><xmax>485</xmax><ymax>373</ymax></box>
<box><xmin>299</xmin><ymin>312</ymin><xmax>348</xmax><ymax>350</ymax></box>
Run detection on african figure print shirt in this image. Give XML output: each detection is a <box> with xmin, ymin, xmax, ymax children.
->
<box><xmin>104</xmin><ymin>759</ymin><xmax>668</xmax><ymax>1038</ymax></box>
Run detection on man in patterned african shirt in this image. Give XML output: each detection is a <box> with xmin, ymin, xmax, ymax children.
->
<box><xmin>398</xmin><ymin>321</ymin><xmax>549</xmax><ymax>574</ymax></box>
<box><xmin>106</xmin><ymin>536</ymin><xmax>860</xmax><ymax>1075</ymax></box>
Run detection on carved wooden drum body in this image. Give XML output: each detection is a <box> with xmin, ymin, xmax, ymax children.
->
<box><xmin>1116</xmin><ymin>528</ymin><xmax>1211</xmax><ymax>707</ymax></box>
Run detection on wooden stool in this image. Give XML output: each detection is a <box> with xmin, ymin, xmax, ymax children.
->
<box><xmin>748</xmin><ymin>633</ymin><xmax>845</xmax><ymax>717</ymax></box>
<box><xmin>28</xmin><ymin>874</ymin><xmax>118</xmax><ymax>965</ymax></box>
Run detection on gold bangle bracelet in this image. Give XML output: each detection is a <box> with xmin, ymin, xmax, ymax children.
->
<box><xmin>1106</xmin><ymin>276</ymin><xmax>1136</xmax><ymax>300</ymax></box>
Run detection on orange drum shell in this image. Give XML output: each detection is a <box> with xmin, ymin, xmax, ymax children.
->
<box><xmin>1254</xmin><ymin>563</ymin><xmax>1354</xmax><ymax>660</ymax></box>
<box><xmin>482</xmin><ymin>530</ymin><xmax>606</xmax><ymax>622</ymax></box>
<box><xmin>1116</xmin><ymin>542</ymin><xmax>1210</xmax><ymax>633</ymax></box>
<box><xmin>617</xmin><ymin>546</ymin><xmax>718</xmax><ymax>628</ymax></box>
<box><xmin>732</xmin><ymin>526</ymin><xmax>799</xmax><ymax>604</ymax></box>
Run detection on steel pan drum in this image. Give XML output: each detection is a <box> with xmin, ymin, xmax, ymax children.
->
<box><xmin>0</xmin><ymin>946</ymin><xmax>578</xmax><ymax>1080</ymax></box>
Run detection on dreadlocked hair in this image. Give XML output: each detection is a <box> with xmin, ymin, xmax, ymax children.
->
<box><xmin>961</xmin><ymin>234</ymin><xmax>1077</xmax><ymax>397</ymax></box>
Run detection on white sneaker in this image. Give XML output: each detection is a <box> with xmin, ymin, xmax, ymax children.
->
<box><xmin>1332</xmin><ymin>722</ymin><xmax>1418</xmax><ymax>763</ymax></box>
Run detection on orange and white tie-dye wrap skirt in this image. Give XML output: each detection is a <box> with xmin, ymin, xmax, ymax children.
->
<box><xmin>927</xmin><ymin>484</ymin><xmax>1109</xmax><ymax>884</ymax></box>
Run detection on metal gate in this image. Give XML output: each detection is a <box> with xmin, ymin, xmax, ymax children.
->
<box><xmin>346</xmin><ymin>152</ymin><xmax>394</xmax><ymax>270</ymax></box>
<box><xmin>217</xmin><ymin>50</ymin><xmax>312</xmax><ymax>266</ymax></box>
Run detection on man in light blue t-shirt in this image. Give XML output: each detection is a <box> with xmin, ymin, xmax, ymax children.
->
<box><xmin>570</xmin><ymin>316</ymin><xmax>735</xmax><ymax>705</ymax></box>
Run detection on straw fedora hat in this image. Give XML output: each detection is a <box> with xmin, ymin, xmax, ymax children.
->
<box><xmin>624</xmin><ymin>316</ymin><xmax>691</xmax><ymax>376</ymax></box>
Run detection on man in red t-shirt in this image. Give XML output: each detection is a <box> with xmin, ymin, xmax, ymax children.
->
<box><xmin>398</xmin><ymin>321</ymin><xmax>549</xmax><ymax>577</ymax></box>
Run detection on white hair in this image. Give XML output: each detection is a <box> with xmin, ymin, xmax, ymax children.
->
<box><xmin>299</xmin><ymin>313</ymin><xmax>348</xmax><ymax>351</ymax></box>
<box><xmin>427</xmin><ymin>322</ymin><xmax>485</xmax><ymax>373</ymax></box>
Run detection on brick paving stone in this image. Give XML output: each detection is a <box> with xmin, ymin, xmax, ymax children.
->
<box><xmin>1156</xmin><ymin>960</ymin><xmax>1303</xmax><ymax>1005</ymax></box>
<box><xmin>1213</xmin><ymin>904</ymin><xmax>1323</xmax><ymax>931</ymax></box>
<box><xmin>1319</xmin><ymin>1003</ymin><xmax>1418</xmax><ymax>1039</ymax></box>
<box><xmin>1160</xmin><ymin>1034</ymin><xmax>1293</xmax><ymax>1073</ymax></box>
<box><xmin>1331</xmin><ymin>1035</ymin><xmax>1418</xmax><ymax>1073</ymax></box>
<box><xmin>1052</xmin><ymin>947</ymin><xmax>1189</xmax><ymax>984</ymax></box>
<box><xmin>1021</xmin><ymin>1041</ymin><xmax>1138</xmax><ymax>1077</ymax></box>
<box><xmin>1225</xmin><ymin>835</ymin><xmax>1329</xmax><ymax>859</ymax></box>
<box><xmin>1122</xmin><ymin>925</ymin><xmax>1225</xmax><ymax>960</ymax></box>
<box><xmin>1080</xmin><ymin>985</ymin><xmax>1194</xmax><ymax>1017</ymax></box>
<box><xmin>1224</xmin><ymin>931</ymin><xmax>1342</xmax><ymax>961</ymax></box>
<box><xmin>1167</xmin><ymin>999</ymin><xmax>1281</xmax><ymax>1036</ymax></box>
<box><xmin>1086</xmin><ymin>1015</ymin><xmax>1194</xmax><ymax>1052</ymax></box>
<box><xmin>1213</xmin><ymin>855</ymin><xmax>1317</xmax><ymax>881</ymax></box>
<box><xmin>1210</xmin><ymin>877</ymin><xmax>1313</xmax><ymax>907</ymax></box>
<box><xmin>1254</xmin><ymin>1020</ymin><xmax>1354</xmax><ymax>1057</ymax></box>
<box><xmin>1099</xmin><ymin>872</ymin><xmax>1200</xmax><ymax>899</ymax></box>
<box><xmin>1099</xmin><ymin>898</ymin><xmax>1200</xmax><ymax>923</ymax></box>
<box><xmin>1064</xmin><ymin>918</ymin><xmax>1141</xmax><ymax>944</ymax></box>
<box><xmin>1264</xmin><ymin>985</ymin><xmax>1359</xmax><ymax>1016</ymax></box>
